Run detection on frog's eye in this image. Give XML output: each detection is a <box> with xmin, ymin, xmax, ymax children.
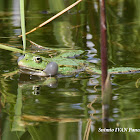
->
<box><xmin>34</xmin><ymin>56</ymin><xmax>42</xmax><ymax>63</ymax></box>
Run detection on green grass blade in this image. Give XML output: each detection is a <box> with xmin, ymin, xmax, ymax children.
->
<box><xmin>20</xmin><ymin>0</ymin><xmax>26</xmax><ymax>51</ymax></box>
<box><xmin>0</xmin><ymin>44</ymin><xmax>23</xmax><ymax>53</ymax></box>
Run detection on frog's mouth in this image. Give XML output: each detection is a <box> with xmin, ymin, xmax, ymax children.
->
<box><xmin>18</xmin><ymin>61</ymin><xmax>59</xmax><ymax>77</ymax></box>
<box><xmin>19</xmin><ymin>67</ymin><xmax>48</xmax><ymax>76</ymax></box>
<box><xmin>18</xmin><ymin>65</ymin><xmax>43</xmax><ymax>71</ymax></box>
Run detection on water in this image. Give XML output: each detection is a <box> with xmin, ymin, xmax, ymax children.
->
<box><xmin>0</xmin><ymin>0</ymin><xmax>140</xmax><ymax>140</ymax></box>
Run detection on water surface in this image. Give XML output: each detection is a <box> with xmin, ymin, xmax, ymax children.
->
<box><xmin>0</xmin><ymin>0</ymin><xmax>140</xmax><ymax>140</ymax></box>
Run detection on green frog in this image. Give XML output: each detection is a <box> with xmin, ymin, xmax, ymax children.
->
<box><xmin>17</xmin><ymin>50</ymin><xmax>140</xmax><ymax>76</ymax></box>
<box><xmin>17</xmin><ymin>50</ymin><xmax>96</xmax><ymax>76</ymax></box>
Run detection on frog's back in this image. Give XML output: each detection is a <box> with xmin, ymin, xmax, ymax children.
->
<box><xmin>50</xmin><ymin>57</ymin><xmax>87</xmax><ymax>67</ymax></box>
<box><xmin>49</xmin><ymin>50</ymin><xmax>87</xmax><ymax>67</ymax></box>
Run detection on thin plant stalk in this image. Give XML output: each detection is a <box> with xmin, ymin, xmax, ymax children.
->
<box><xmin>18</xmin><ymin>0</ymin><xmax>83</xmax><ymax>37</ymax></box>
<box><xmin>20</xmin><ymin>0</ymin><xmax>26</xmax><ymax>51</ymax></box>
<box><xmin>0</xmin><ymin>44</ymin><xmax>23</xmax><ymax>53</ymax></box>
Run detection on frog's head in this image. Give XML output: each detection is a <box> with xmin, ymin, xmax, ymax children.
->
<box><xmin>18</xmin><ymin>53</ymin><xmax>58</xmax><ymax>76</ymax></box>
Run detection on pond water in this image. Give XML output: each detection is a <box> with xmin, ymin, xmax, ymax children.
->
<box><xmin>0</xmin><ymin>0</ymin><xmax>140</xmax><ymax>140</ymax></box>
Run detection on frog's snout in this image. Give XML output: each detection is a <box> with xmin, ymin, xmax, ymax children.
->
<box><xmin>43</xmin><ymin>62</ymin><xmax>58</xmax><ymax>76</ymax></box>
<box><xmin>17</xmin><ymin>55</ymin><xmax>25</xmax><ymax>63</ymax></box>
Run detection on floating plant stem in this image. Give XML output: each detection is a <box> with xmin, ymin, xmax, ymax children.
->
<box><xmin>18</xmin><ymin>0</ymin><xmax>83</xmax><ymax>37</ymax></box>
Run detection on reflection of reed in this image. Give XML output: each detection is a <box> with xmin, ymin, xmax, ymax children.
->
<box><xmin>87</xmin><ymin>98</ymin><xmax>98</xmax><ymax>119</ymax></box>
<box><xmin>12</xmin><ymin>87</ymin><xmax>25</xmax><ymax>131</ymax></box>
<box><xmin>102</xmin><ymin>74</ymin><xmax>112</xmax><ymax>140</ymax></box>
<box><xmin>102</xmin><ymin>105</ymin><xmax>110</xmax><ymax>140</ymax></box>
<box><xmin>83</xmin><ymin>97</ymin><xmax>98</xmax><ymax>140</ymax></box>
<box><xmin>22</xmin><ymin>115</ymin><xmax>80</xmax><ymax>123</ymax></box>
<box><xmin>83</xmin><ymin>119</ymin><xmax>92</xmax><ymax>140</ymax></box>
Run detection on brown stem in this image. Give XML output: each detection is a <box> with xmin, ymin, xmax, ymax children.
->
<box><xmin>18</xmin><ymin>0</ymin><xmax>83</xmax><ymax>37</ymax></box>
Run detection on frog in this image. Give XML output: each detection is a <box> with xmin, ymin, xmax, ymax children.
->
<box><xmin>17</xmin><ymin>50</ymin><xmax>140</xmax><ymax>77</ymax></box>
<box><xmin>17</xmin><ymin>50</ymin><xmax>97</xmax><ymax>76</ymax></box>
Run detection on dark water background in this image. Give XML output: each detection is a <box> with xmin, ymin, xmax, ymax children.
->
<box><xmin>0</xmin><ymin>0</ymin><xmax>140</xmax><ymax>139</ymax></box>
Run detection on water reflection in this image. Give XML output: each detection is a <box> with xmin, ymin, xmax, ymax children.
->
<box><xmin>1</xmin><ymin>71</ymin><xmax>101</xmax><ymax>139</ymax></box>
<box><xmin>12</xmin><ymin>0</ymin><xmax>20</xmax><ymax>27</ymax></box>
